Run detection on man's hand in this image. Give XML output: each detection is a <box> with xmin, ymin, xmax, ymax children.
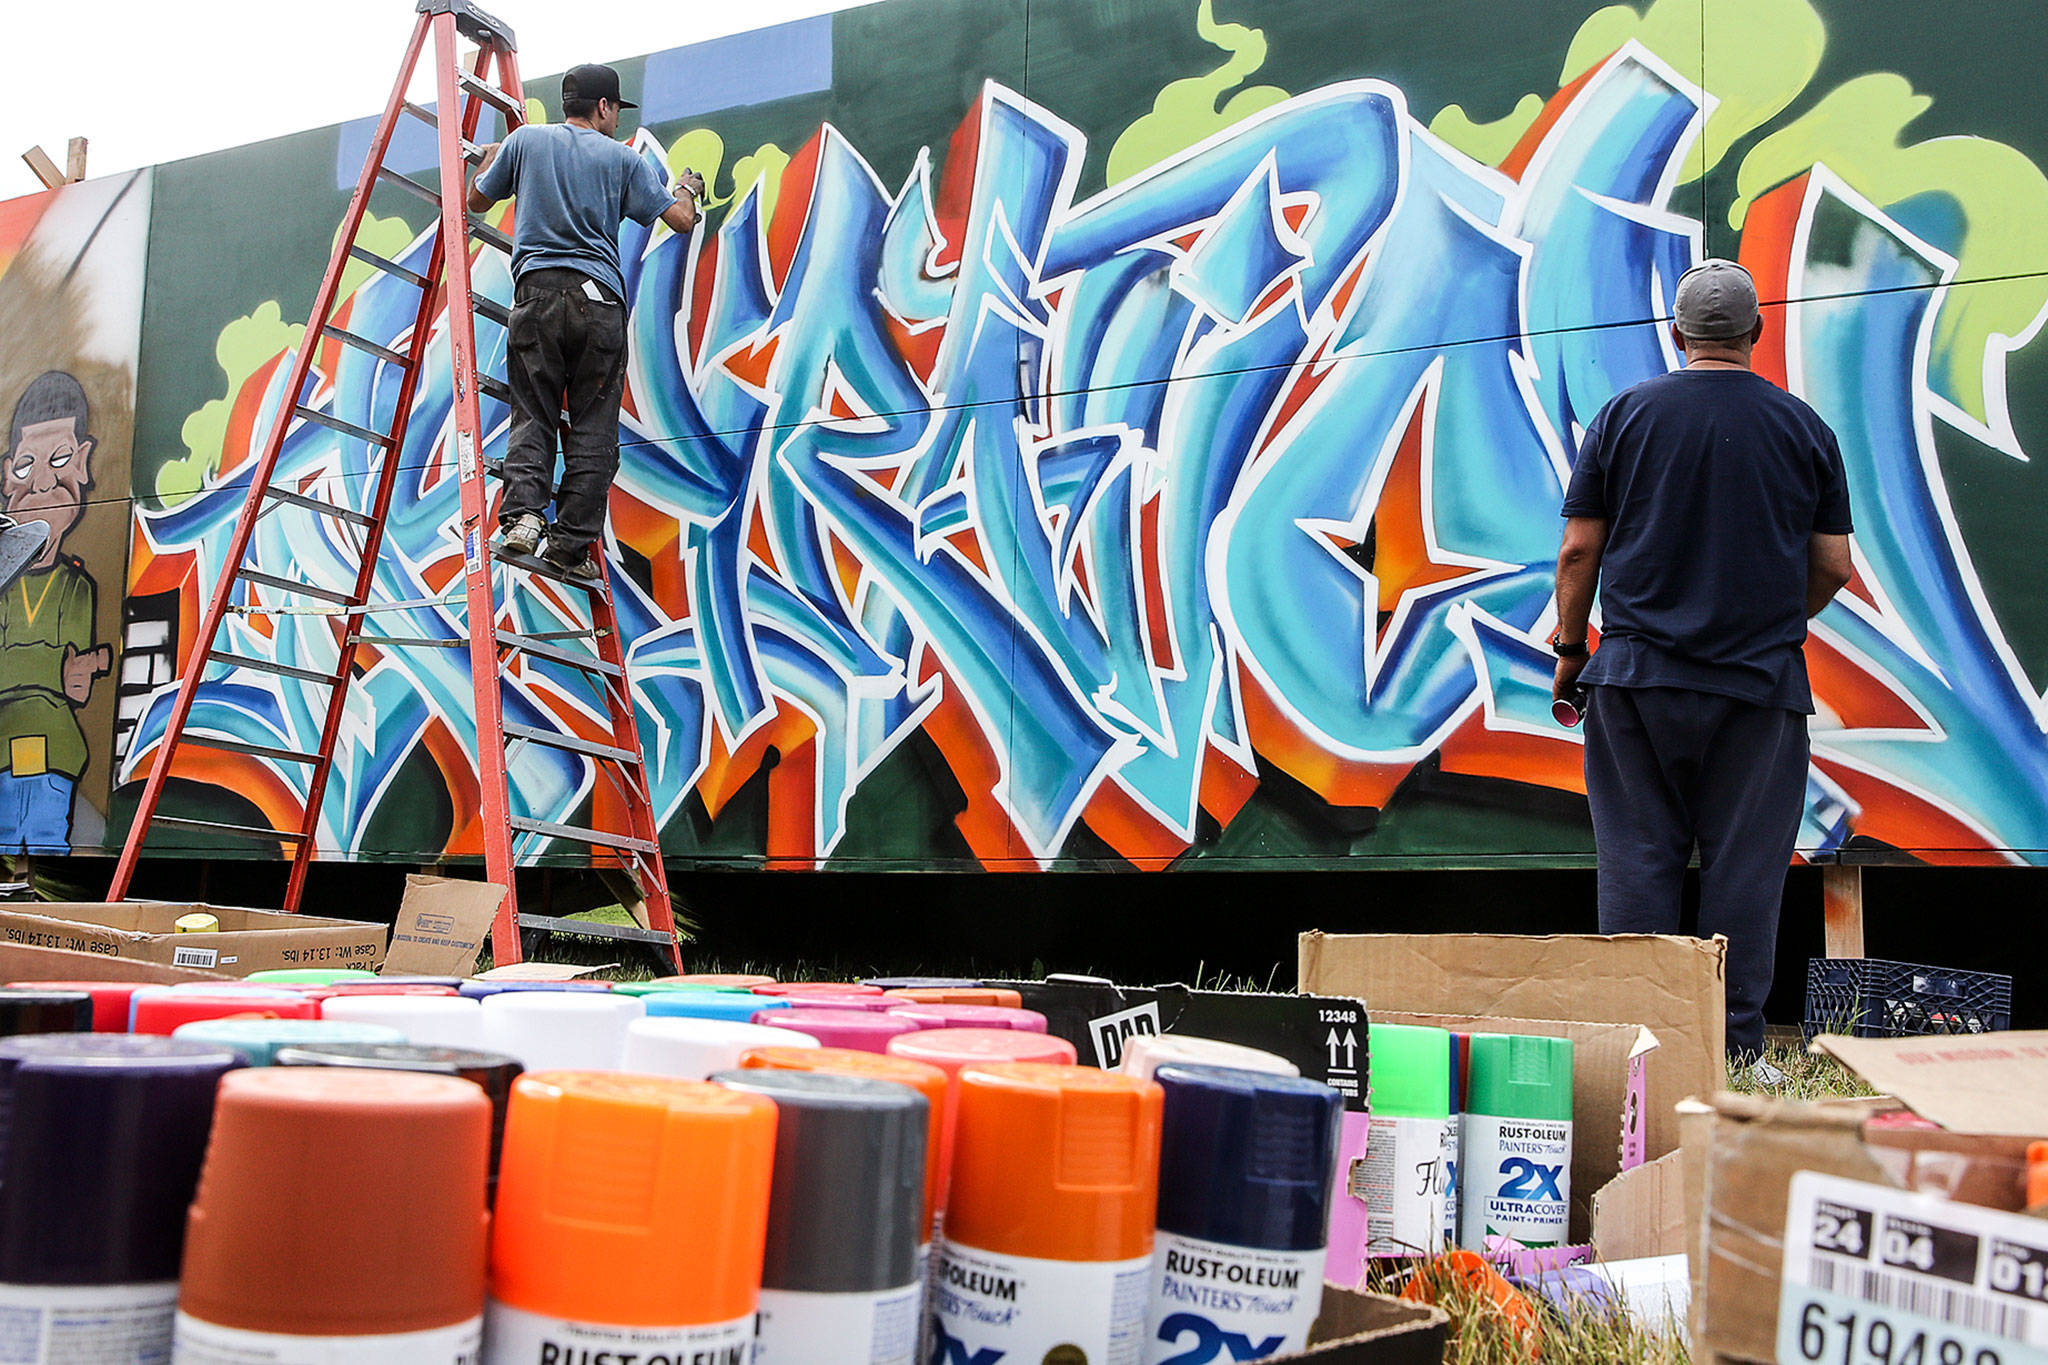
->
<box><xmin>1552</xmin><ymin>652</ymin><xmax>1589</xmax><ymax>704</ymax></box>
<box><xmin>466</xmin><ymin>142</ymin><xmax>503</xmax><ymax>214</ymax></box>
<box><xmin>659</xmin><ymin>167</ymin><xmax>706</xmax><ymax>234</ymax></box>
<box><xmin>62</xmin><ymin>643</ymin><xmax>111</xmax><ymax>705</ymax></box>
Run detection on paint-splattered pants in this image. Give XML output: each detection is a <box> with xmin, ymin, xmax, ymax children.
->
<box><xmin>1583</xmin><ymin>685</ymin><xmax>1809</xmax><ymax>1059</ymax></box>
<box><xmin>499</xmin><ymin>268</ymin><xmax>630</xmax><ymax>554</ymax></box>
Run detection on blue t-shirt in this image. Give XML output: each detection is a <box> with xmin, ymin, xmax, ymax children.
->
<box><xmin>1560</xmin><ymin>369</ymin><xmax>1853</xmax><ymax>712</ymax></box>
<box><xmin>472</xmin><ymin>123</ymin><xmax>672</xmax><ymax>302</ymax></box>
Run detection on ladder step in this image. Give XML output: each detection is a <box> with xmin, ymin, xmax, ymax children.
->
<box><xmin>424</xmin><ymin>0</ymin><xmax>519</xmax><ymax>52</ymax></box>
<box><xmin>237</xmin><ymin>568</ymin><xmax>356</xmax><ymax>605</ymax></box>
<box><xmin>323</xmin><ymin>324</ymin><xmax>412</xmax><ymax>368</ymax></box>
<box><xmin>494</xmin><ymin>546</ymin><xmax>601</xmax><ymax>593</ymax></box>
<box><xmin>507</xmin><ymin>817</ymin><xmax>657</xmax><ymax>855</ymax></box>
<box><xmin>516</xmin><ymin>913</ymin><xmax>674</xmax><ymax>947</ymax></box>
<box><xmin>477</xmin><ymin>373</ymin><xmax>514</xmax><ymax>405</ymax></box>
<box><xmin>193</xmin><ymin>736</ymin><xmax>325</xmax><ymax>766</ymax></box>
<box><xmin>460</xmin><ymin>140</ymin><xmax>489</xmax><ymax>167</ymax></box>
<box><xmin>402</xmin><ymin>100</ymin><xmax>438</xmax><ymax>128</ymax></box>
<box><xmin>349</xmin><ymin>244</ymin><xmax>429</xmax><ymax>289</ymax></box>
<box><xmin>466</xmin><ymin>217</ymin><xmax>513</xmax><ymax>254</ymax></box>
<box><xmin>209</xmin><ymin>650</ymin><xmax>345</xmax><ymax>687</ymax></box>
<box><xmin>504</xmin><ymin>721</ymin><xmax>640</xmax><ymax>765</ymax></box>
<box><xmin>150</xmin><ymin>815</ymin><xmax>305</xmax><ymax>844</ymax></box>
<box><xmin>495</xmin><ymin>629</ymin><xmax>622</xmax><ymax>677</ymax></box>
<box><xmin>377</xmin><ymin>166</ymin><xmax>442</xmax><ymax>208</ymax></box>
<box><xmin>352</xmin><ymin>634</ymin><xmax>466</xmax><ymax>649</ymax></box>
<box><xmin>457</xmin><ymin>71</ymin><xmax>523</xmax><ymax>117</ymax></box>
<box><xmin>294</xmin><ymin>406</ymin><xmax>395</xmax><ymax>448</ymax></box>
<box><xmin>263</xmin><ymin>486</ymin><xmax>375</xmax><ymax>529</ymax></box>
<box><xmin>472</xmin><ymin>295</ymin><xmax>510</xmax><ymax>327</ymax></box>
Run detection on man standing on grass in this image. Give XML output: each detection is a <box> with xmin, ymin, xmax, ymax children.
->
<box><xmin>1550</xmin><ymin>259</ymin><xmax>1855</xmax><ymax>1060</ymax></box>
<box><xmin>468</xmin><ymin>62</ymin><xmax>704</xmax><ymax>580</ymax></box>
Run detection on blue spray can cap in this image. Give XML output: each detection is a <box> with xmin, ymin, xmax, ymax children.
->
<box><xmin>1154</xmin><ymin>1063</ymin><xmax>1343</xmax><ymax>1252</ymax></box>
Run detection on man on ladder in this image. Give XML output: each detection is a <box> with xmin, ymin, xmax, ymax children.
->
<box><xmin>467</xmin><ymin>62</ymin><xmax>705</xmax><ymax>580</ymax></box>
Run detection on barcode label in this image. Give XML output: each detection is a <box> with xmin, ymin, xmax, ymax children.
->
<box><xmin>1813</xmin><ymin>1257</ymin><xmax>2031</xmax><ymax>1338</ymax></box>
<box><xmin>172</xmin><ymin>946</ymin><xmax>218</xmax><ymax>968</ymax></box>
<box><xmin>1781</xmin><ymin>1173</ymin><xmax>2048</xmax><ymax>1363</ymax></box>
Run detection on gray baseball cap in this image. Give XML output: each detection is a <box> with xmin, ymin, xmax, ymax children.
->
<box><xmin>1673</xmin><ymin>258</ymin><xmax>1759</xmax><ymax>340</ymax></box>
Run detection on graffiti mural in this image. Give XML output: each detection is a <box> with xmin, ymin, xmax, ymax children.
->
<box><xmin>0</xmin><ymin>171</ymin><xmax>148</xmax><ymax>854</ymax></box>
<box><xmin>96</xmin><ymin>0</ymin><xmax>2048</xmax><ymax>869</ymax></box>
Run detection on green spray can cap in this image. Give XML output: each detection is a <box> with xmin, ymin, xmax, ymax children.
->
<box><xmin>1465</xmin><ymin>1033</ymin><xmax>1573</xmax><ymax>1122</ymax></box>
<box><xmin>1367</xmin><ymin>1022</ymin><xmax>1450</xmax><ymax>1120</ymax></box>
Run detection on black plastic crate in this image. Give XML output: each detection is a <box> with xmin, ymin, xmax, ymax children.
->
<box><xmin>1804</xmin><ymin>957</ymin><xmax>2012</xmax><ymax>1039</ymax></box>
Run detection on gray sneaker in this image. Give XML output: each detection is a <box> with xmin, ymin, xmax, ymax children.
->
<box><xmin>498</xmin><ymin>512</ymin><xmax>545</xmax><ymax>557</ymax></box>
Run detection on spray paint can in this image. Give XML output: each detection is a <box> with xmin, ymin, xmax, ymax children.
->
<box><xmin>477</xmin><ymin>991</ymin><xmax>642</xmax><ymax>1070</ymax></box>
<box><xmin>0</xmin><ymin>990</ymin><xmax>93</xmax><ymax>1036</ymax></box>
<box><xmin>317</xmin><ymin>994</ymin><xmax>485</xmax><ymax>1049</ymax></box>
<box><xmin>1445</xmin><ymin>1032</ymin><xmax>1466</xmax><ymax>1245</ymax></box>
<box><xmin>1459</xmin><ymin>1034</ymin><xmax>1573</xmax><ymax>1249</ymax></box>
<box><xmin>130</xmin><ymin>987</ymin><xmax>313</xmax><ymax>1035</ymax></box>
<box><xmin>622</xmin><ymin>1017</ymin><xmax>814</xmax><ymax>1078</ymax></box>
<box><xmin>936</xmin><ymin>1062</ymin><xmax>1162</xmax><ymax>1364</ymax></box>
<box><xmin>712</xmin><ymin>1069</ymin><xmax>927</xmax><ymax>1364</ymax></box>
<box><xmin>485</xmin><ymin>1072</ymin><xmax>775</xmax><ymax>1361</ymax></box>
<box><xmin>4</xmin><ymin>981</ymin><xmax>142</xmax><ymax>1032</ymax></box>
<box><xmin>648</xmin><ymin>991</ymin><xmax>796</xmax><ymax>1024</ymax></box>
<box><xmin>1146</xmin><ymin>1064</ymin><xmax>1342</xmax><ymax>1363</ymax></box>
<box><xmin>1360</xmin><ymin>1023</ymin><xmax>1452</xmax><ymax>1257</ymax></box>
<box><xmin>1119</xmin><ymin>1034</ymin><xmax>1298</xmax><ymax>1082</ymax></box>
<box><xmin>175</xmin><ymin>1068</ymin><xmax>491</xmax><ymax>1362</ymax></box>
<box><xmin>0</xmin><ymin>1035</ymin><xmax>239</xmax><ymax>1364</ymax></box>
<box><xmin>758</xmin><ymin>1007</ymin><xmax>921</xmax><ymax>1054</ymax></box>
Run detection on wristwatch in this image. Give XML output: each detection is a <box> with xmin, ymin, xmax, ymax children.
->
<box><xmin>1548</xmin><ymin>629</ymin><xmax>1589</xmax><ymax>659</ymax></box>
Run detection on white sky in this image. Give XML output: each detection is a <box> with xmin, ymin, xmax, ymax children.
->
<box><xmin>1</xmin><ymin>0</ymin><xmax>872</xmax><ymax>197</ymax></box>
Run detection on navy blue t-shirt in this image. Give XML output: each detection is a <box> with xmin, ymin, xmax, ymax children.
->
<box><xmin>1560</xmin><ymin>369</ymin><xmax>1852</xmax><ymax>712</ymax></box>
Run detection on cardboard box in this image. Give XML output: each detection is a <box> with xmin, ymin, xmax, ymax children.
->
<box><xmin>1287</xmin><ymin>1286</ymin><xmax>1448</xmax><ymax>1363</ymax></box>
<box><xmin>0</xmin><ymin>940</ymin><xmax>228</xmax><ymax>984</ymax></box>
<box><xmin>1374</xmin><ymin>1010</ymin><xmax>1659</xmax><ymax>1256</ymax></box>
<box><xmin>383</xmin><ymin>875</ymin><xmax>501</xmax><ymax>977</ymax></box>
<box><xmin>1686</xmin><ymin>1031</ymin><xmax>2048</xmax><ymax>1363</ymax></box>
<box><xmin>0</xmin><ymin>902</ymin><xmax>386</xmax><ymax>977</ymax></box>
<box><xmin>1300</xmin><ymin>931</ymin><xmax>1726</xmax><ymax>1161</ymax></box>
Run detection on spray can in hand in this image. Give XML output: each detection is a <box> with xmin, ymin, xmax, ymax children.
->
<box><xmin>1458</xmin><ymin>1034</ymin><xmax>1573</xmax><ymax>1249</ymax></box>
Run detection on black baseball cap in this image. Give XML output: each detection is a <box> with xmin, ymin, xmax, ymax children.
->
<box><xmin>561</xmin><ymin>63</ymin><xmax>636</xmax><ymax>110</ymax></box>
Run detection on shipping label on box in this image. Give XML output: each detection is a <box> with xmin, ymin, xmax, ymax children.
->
<box><xmin>1779</xmin><ymin>1172</ymin><xmax>2048</xmax><ymax>1365</ymax></box>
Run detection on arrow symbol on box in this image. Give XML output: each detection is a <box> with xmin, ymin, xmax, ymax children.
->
<box><xmin>1325</xmin><ymin>1027</ymin><xmax>1358</xmax><ymax>1071</ymax></box>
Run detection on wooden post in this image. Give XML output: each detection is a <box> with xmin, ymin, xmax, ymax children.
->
<box><xmin>21</xmin><ymin>147</ymin><xmax>65</xmax><ymax>190</ymax></box>
<box><xmin>1822</xmin><ymin>863</ymin><xmax>1864</xmax><ymax>959</ymax></box>
<box><xmin>65</xmin><ymin>138</ymin><xmax>87</xmax><ymax>182</ymax></box>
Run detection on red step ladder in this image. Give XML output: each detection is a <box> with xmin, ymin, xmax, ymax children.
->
<box><xmin>109</xmin><ymin>0</ymin><xmax>681</xmax><ymax>971</ymax></box>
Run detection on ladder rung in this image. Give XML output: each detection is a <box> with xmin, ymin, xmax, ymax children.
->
<box><xmin>350</xmin><ymin>244</ymin><xmax>429</xmax><ymax>289</ymax></box>
<box><xmin>516</xmin><ymin>913</ymin><xmax>673</xmax><ymax>946</ymax></box>
<box><xmin>473</xmin><ymin>295</ymin><xmax>510</xmax><ymax>327</ymax></box>
<box><xmin>504</xmin><ymin>721</ymin><xmax>639</xmax><ymax>765</ymax></box>
<box><xmin>507</xmin><ymin>817</ymin><xmax>656</xmax><ymax>854</ymax></box>
<box><xmin>466</xmin><ymin>217</ymin><xmax>513</xmax><ymax>254</ymax></box>
<box><xmin>151</xmin><ymin>815</ymin><xmax>305</xmax><ymax>843</ymax></box>
<box><xmin>402</xmin><ymin>100</ymin><xmax>438</xmax><ymax>128</ymax></box>
<box><xmin>477</xmin><ymin>373</ymin><xmax>513</xmax><ymax>404</ymax></box>
<box><xmin>323</xmin><ymin>324</ymin><xmax>411</xmax><ymax>367</ymax></box>
<box><xmin>495</xmin><ymin>547</ymin><xmax>600</xmax><ymax>593</ymax></box>
<box><xmin>352</xmin><ymin>634</ymin><xmax>466</xmax><ymax>649</ymax></box>
<box><xmin>460</xmin><ymin>140</ymin><xmax>489</xmax><ymax>166</ymax></box>
<box><xmin>457</xmin><ymin>70</ymin><xmax>523</xmax><ymax>117</ymax></box>
<box><xmin>194</xmin><ymin>736</ymin><xmax>324</xmax><ymax>766</ymax></box>
<box><xmin>495</xmin><ymin>630</ymin><xmax>622</xmax><ymax>677</ymax></box>
<box><xmin>377</xmin><ymin>166</ymin><xmax>441</xmax><ymax>208</ymax></box>
<box><xmin>208</xmin><ymin>651</ymin><xmax>344</xmax><ymax>686</ymax></box>
<box><xmin>237</xmin><ymin>568</ymin><xmax>356</xmax><ymax>605</ymax></box>
<box><xmin>294</xmin><ymin>406</ymin><xmax>395</xmax><ymax>448</ymax></box>
<box><xmin>263</xmin><ymin>486</ymin><xmax>375</xmax><ymax>528</ymax></box>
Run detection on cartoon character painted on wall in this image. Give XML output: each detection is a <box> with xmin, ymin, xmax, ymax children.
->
<box><xmin>0</xmin><ymin>371</ymin><xmax>112</xmax><ymax>853</ymax></box>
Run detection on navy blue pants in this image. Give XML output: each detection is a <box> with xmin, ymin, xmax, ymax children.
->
<box><xmin>1583</xmin><ymin>685</ymin><xmax>1809</xmax><ymax>1058</ymax></box>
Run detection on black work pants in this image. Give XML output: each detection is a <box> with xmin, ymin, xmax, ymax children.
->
<box><xmin>499</xmin><ymin>268</ymin><xmax>628</xmax><ymax>552</ymax></box>
<box><xmin>1583</xmin><ymin>685</ymin><xmax>1809</xmax><ymax>1059</ymax></box>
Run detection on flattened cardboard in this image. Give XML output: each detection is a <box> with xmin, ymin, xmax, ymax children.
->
<box><xmin>0</xmin><ymin>940</ymin><xmax>227</xmax><ymax>984</ymax></box>
<box><xmin>1592</xmin><ymin>1150</ymin><xmax>1687</xmax><ymax>1261</ymax></box>
<box><xmin>0</xmin><ymin>902</ymin><xmax>386</xmax><ymax>976</ymax></box>
<box><xmin>1813</xmin><ymin>1030</ymin><xmax>2048</xmax><ymax>1136</ymax></box>
<box><xmin>1285</xmin><ymin>1286</ymin><xmax>1449</xmax><ymax>1363</ymax></box>
<box><xmin>1374</xmin><ymin>1010</ymin><xmax>1657</xmax><ymax>1248</ymax></box>
<box><xmin>383</xmin><ymin>875</ymin><xmax>501</xmax><ymax>977</ymax></box>
<box><xmin>1301</xmin><ymin>931</ymin><xmax>1725</xmax><ymax>1160</ymax></box>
